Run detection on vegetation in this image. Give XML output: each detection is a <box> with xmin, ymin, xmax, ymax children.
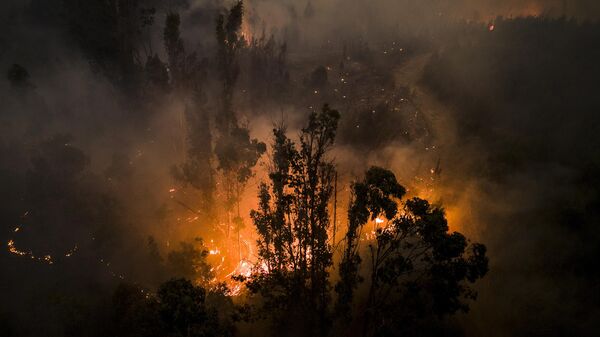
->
<box><xmin>0</xmin><ymin>2</ymin><xmax>522</xmax><ymax>337</ymax></box>
<box><xmin>235</xmin><ymin>105</ymin><xmax>488</xmax><ymax>337</ymax></box>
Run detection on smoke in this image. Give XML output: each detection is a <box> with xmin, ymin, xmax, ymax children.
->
<box><xmin>1</xmin><ymin>1</ymin><xmax>600</xmax><ymax>336</ymax></box>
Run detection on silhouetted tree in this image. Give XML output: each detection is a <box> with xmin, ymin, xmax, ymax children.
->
<box><xmin>144</xmin><ymin>54</ymin><xmax>169</xmax><ymax>92</ymax></box>
<box><xmin>163</xmin><ymin>11</ymin><xmax>206</xmax><ymax>90</ymax></box>
<box><xmin>164</xmin><ymin>11</ymin><xmax>215</xmax><ymax>220</ymax></box>
<box><xmin>214</xmin><ymin>1</ymin><xmax>266</xmax><ymax>257</ymax></box>
<box><xmin>242</xmin><ymin>104</ymin><xmax>340</xmax><ymax>336</ymax></box>
<box><xmin>157</xmin><ymin>279</ymin><xmax>211</xmax><ymax>337</ymax></box>
<box><xmin>335</xmin><ymin>167</ymin><xmax>406</xmax><ymax>321</ymax></box>
<box><xmin>171</xmin><ymin>90</ymin><xmax>215</xmax><ymax>220</ymax></box>
<box><xmin>214</xmin><ymin>124</ymin><xmax>266</xmax><ymax>253</ymax></box>
<box><xmin>62</xmin><ymin>0</ymin><xmax>151</xmax><ymax>92</ymax></box>
<box><xmin>111</xmin><ymin>279</ymin><xmax>232</xmax><ymax>337</ymax></box>
<box><xmin>164</xmin><ymin>12</ymin><xmax>186</xmax><ymax>87</ymax></box>
<box><xmin>166</xmin><ymin>239</ymin><xmax>213</xmax><ymax>286</ymax></box>
<box><xmin>240</xmin><ymin>32</ymin><xmax>290</xmax><ymax>107</ymax></box>
<box><xmin>239</xmin><ymin>107</ymin><xmax>487</xmax><ymax>337</ymax></box>
<box><xmin>336</xmin><ymin>167</ymin><xmax>488</xmax><ymax>337</ymax></box>
<box><xmin>215</xmin><ymin>0</ymin><xmax>245</xmax><ymax>130</ymax></box>
<box><xmin>111</xmin><ymin>283</ymin><xmax>162</xmax><ymax>337</ymax></box>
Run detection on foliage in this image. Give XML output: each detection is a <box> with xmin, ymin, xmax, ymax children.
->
<box><xmin>240</xmin><ymin>33</ymin><xmax>290</xmax><ymax>106</ymax></box>
<box><xmin>237</xmin><ymin>107</ymin><xmax>487</xmax><ymax>337</ymax></box>
<box><xmin>61</xmin><ymin>0</ymin><xmax>155</xmax><ymax>91</ymax></box>
<box><xmin>240</xmin><ymin>104</ymin><xmax>340</xmax><ymax>335</ymax></box>
<box><xmin>166</xmin><ymin>240</ymin><xmax>214</xmax><ymax>287</ymax></box>
<box><xmin>164</xmin><ymin>11</ymin><xmax>215</xmax><ymax>218</ymax></box>
<box><xmin>164</xmin><ymin>12</ymin><xmax>185</xmax><ymax>85</ymax></box>
<box><xmin>213</xmin><ymin>1</ymin><xmax>266</xmax><ymax>251</ymax></box>
<box><xmin>216</xmin><ymin>0</ymin><xmax>246</xmax><ymax>130</ymax></box>
<box><xmin>335</xmin><ymin>166</ymin><xmax>407</xmax><ymax>319</ymax></box>
<box><xmin>110</xmin><ymin>279</ymin><xmax>234</xmax><ymax>337</ymax></box>
<box><xmin>337</xmin><ymin>167</ymin><xmax>488</xmax><ymax>337</ymax></box>
<box><xmin>215</xmin><ymin>126</ymin><xmax>266</xmax><ymax>186</ymax></box>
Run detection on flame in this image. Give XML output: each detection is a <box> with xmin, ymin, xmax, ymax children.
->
<box><xmin>7</xmin><ymin>238</ymin><xmax>54</xmax><ymax>264</ymax></box>
<box><xmin>240</xmin><ymin>19</ymin><xmax>253</xmax><ymax>42</ymax></box>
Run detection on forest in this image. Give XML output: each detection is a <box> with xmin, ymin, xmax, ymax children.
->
<box><xmin>1</xmin><ymin>1</ymin><xmax>599</xmax><ymax>337</ymax></box>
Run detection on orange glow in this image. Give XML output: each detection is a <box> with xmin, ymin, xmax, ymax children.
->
<box><xmin>241</xmin><ymin>19</ymin><xmax>253</xmax><ymax>42</ymax></box>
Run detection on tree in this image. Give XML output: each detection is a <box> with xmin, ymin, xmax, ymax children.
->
<box><xmin>111</xmin><ymin>283</ymin><xmax>162</xmax><ymax>337</ymax></box>
<box><xmin>214</xmin><ymin>1</ymin><xmax>266</xmax><ymax>258</ymax></box>
<box><xmin>157</xmin><ymin>279</ymin><xmax>210</xmax><ymax>337</ymax></box>
<box><xmin>164</xmin><ymin>12</ymin><xmax>186</xmax><ymax>87</ymax></box>
<box><xmin>61</xmin><ymin>0</ymin><xmax>150</xmax><ymax>92</ymax></box>
<box><xmin>215</xmin><ymin>0</ymin><xmax>245</xmax><ymax>130</ymax></box>
<box><xmin>241</xmin><ymin>104</ymin><xmax>340</xmax><ymax>336</ymax></box>
<box><xmin>240</xmin><ymin>107</ymin><xmax>487</xmax><ymax>337</ymax></box>
<box><xmin>163</xmin><ymin>11</ymin><xmax>206</xmax><ymax>90</ymax></box>
<box><xmin>335</xmin><ymin>167</ymin><xmax>406</xmax><ymax>321</ymax></box>
<box><xmin>110</xmin><ymin>279</ymin><xmax>232</xmax><ymax>337</ymax></box>
<box><xmin>241</xmin><ymin>32</ymin><xmax>290</xmax><ymax>108</ymax></box>
<box><xmin>144</xmin><ymin>54</ymin><xmax>169</xmax><ymax>93</ymax></box>
<box><xmin>171</xmin><ymin>89</ymin><xmax>215</xmax><ymax>220</ymax></box>
<box><xmin>336</xmin><ymin>167</ymin><xmax>488</xmax><ymax>337</ymax></box>
<box><xmin>166</xmin><ymin>239</ymin><xmax>214</xmax><ymax>287</ymax></box>
<box><xmin>164</xmin><ymin>11</ymin><xmax>215</xmax><ymax>220</ymax></box>
<box><xmin>213</xmin><ymin>123</ymin><xmax>266</xmax><ymax>261</ymax></box>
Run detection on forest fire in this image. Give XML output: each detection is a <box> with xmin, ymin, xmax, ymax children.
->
<box><xmin>2</xmin><ymin>0</ymin><xmax>599</xmax><ymax>336</ymax></box>
<box><xmin>7</xmin><ymin>238</ymin><xmax>54</xmax><ymax>264</ymax></box>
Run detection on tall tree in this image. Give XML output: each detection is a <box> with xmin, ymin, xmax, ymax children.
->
<box><xmin>163</xmin><ymin>12</ymin><xmax>185</xmax><ymax>87</ymax></box>
<box><xmin>214</xmin><ymin>124</ymin><xmax>265</xmax><ymax>254</ymax></box>
<box><xmin>214</xmin><ymin>1</ymin><xmax>265</xmax><ymax>258</ymax></box>
<box><xmin>242</xmin><ymin>104</ymin><xmax>340</xmax><ymax>336</ymax></box>
<box><xmin>111</xmin><ymin>279</ymin><xmax>234</xmax><ymax>337</ymax></box>
<box><xmin>215</xmin><ymin>0</ymin><xmax>245</xmax><ymax>131</ymax></box>
<box><xmin>165</xmin><ymin>11</ymin><xmax>215</xmax><ymax>219</ymax></box>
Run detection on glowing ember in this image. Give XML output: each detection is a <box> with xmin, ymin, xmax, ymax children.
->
<box><xmin>7</xmin><ymin>238</ymin><xmax>54</xmax><ymax>264</ymax></box>
<box><xmin>7</xmin><ymin>239</ymin><xmax>27</xmax><ymax>256</ymax></box>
